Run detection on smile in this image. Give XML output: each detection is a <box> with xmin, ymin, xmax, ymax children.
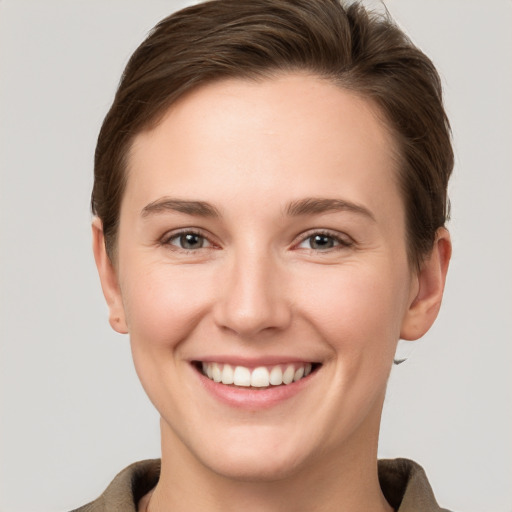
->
<box><xmin>200</xmin><ymin>362</ymin><xmax>315</xmax><ymax>388</ymax></box>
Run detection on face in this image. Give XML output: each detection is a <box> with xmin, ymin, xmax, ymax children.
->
<box><xmin>94</xmin><ymin>73</ymin><xmax>447</xmax><ymax>482</ymax></box>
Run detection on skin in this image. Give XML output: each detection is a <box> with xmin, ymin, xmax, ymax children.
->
<box><xmin>93</xmin><ymin>73</ymin><xmax>451</xmax><ymax>512</ymax></box>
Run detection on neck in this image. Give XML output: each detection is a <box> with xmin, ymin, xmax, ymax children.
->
<box><xmin>147</xmin><ymin>412</ymin><xmax>392</xmax><ymax>512</ymax></box>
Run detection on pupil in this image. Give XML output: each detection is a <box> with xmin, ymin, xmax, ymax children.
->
<box><xmin>181</xmin><ymin>233</ymin><xmax>202</xmax><ymax>249</ymax></box>
<box><xmin>311</xmin><ymin>235</ymin><xmax>333</xmax><ymax>249</ymax></box>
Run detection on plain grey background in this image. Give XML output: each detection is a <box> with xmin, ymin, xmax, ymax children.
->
<box><xmin>1</xmin><ymin>1</ymin><xmax>511</xmax><ymax>511</ymax></box>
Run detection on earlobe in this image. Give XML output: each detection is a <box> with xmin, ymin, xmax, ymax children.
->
<box><xmin>91</xmin><ymin>218</ymin><xmax>129</xmax><ymax>334</ymax></box>
<box><xmin>400</xmin><ymin>228</ymin><xmax>452</xmax><ymax>341</ymax></box>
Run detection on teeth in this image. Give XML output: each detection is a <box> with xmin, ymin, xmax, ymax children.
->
<box><xmin>212</xmin><ymin>363</ymin><xmax>222</xmax><ymax>383</ymax></box>
<box><xmin>269</xmin><ymin>365</ymin><xmax>283</xmax><ymax>385</ymax></box>
<box><xmin>251</xmin><ymin>367</ymin><xmax>269</xmax><ymax>387</ymax></box>
<box><xmin>201</xmin><ymin>362</ymin><xmax>314</xmax><ymax>388</ymax></box>
<box><xmin>282</xmin><ymin>365</ymin><xmax>295</xmax><ymax>385</ymax></box>
<box><xmin>203</xmin><ymin>362</ymin><xmax>213</xmax><ymax>380</ymax></box>
<box><xmin>293</xmin><ymin>366</ymin><xmax>305</xmax><ymax>382</ymax></box>
<box><xmin>221</xmin><ymin>364</ymin><xmax>234</xmax><ymax>385</ymax></box>
<box><xmin>233</xmin><ymin>366</ymin><xmax>251</xmax><ymax>387</ymax></box>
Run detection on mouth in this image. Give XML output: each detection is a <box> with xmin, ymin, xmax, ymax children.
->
<box><xmin>194</xmin><ymin>361</ymin><xmax>321</xmax><ymax>389</ymax></box>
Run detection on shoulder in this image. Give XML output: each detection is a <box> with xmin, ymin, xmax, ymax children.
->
<box><xmin>378</xmin><ymin>458</ymin><xmax>452</xmax><ymax>512</ymax></box>
<box><xmin>70</xmin><ymin>459</ymin><xmax>160</xmax><ymax>512</ymax></box>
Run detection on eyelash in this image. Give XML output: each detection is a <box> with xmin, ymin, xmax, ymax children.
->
<box><xmin>159</xmin><ymin>229</ymin><xmax>353</xmax><ymax>253</ymax></box>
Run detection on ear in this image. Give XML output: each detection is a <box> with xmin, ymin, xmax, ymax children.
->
<box><xmin>92</xmin><ymin>217</ymin><xmax>128</xmax><ymax>334</ymax></box>
<box><xmin>400</xmin><ymin>228</ymin><xmax>452</xmax><ymax>340</ymax></box>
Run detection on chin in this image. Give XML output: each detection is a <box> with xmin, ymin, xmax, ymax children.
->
<box><xmin>204</xmin><ymin>448</ymin><xmax>305</xmax><ymax>483</ymax></box>
<box><xmin>185</xmin><ymin>425</ymin><xmax>313</xmax><ymax>482</ymax></box>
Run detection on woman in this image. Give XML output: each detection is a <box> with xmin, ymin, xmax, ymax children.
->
<box><xmin>78</xmin><ymin>0</ymin><xmax>452</xmax><ymax>510</ymax></box>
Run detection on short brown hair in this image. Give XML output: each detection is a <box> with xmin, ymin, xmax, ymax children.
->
<box><xmin>92</xmin><ymin>0</ymin><xmax>453</xmax><ymax>268</ymax></box>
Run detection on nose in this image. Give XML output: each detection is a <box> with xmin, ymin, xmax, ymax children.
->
<box><xmin>213</xmin><ymin>247</ymin><xmax>292</xmax><ymax>338</ymax></box>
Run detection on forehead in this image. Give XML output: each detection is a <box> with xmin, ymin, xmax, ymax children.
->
<box><xmin>125</xmin><ymin>73</ymin><xmax>402</xmax><ymax>220</ymax></box>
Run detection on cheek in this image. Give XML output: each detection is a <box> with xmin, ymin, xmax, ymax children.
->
<box><xmin>120</xmin><ymin>262</ymin><xmax>215</xmax><ymax>353</ymax></box>
<box><xmin>295</xmin><ymin>261</ymin><xmax>410</xmax><ymax>361</ymax></box>
<box><xmin>119</xmin><ymin>263</ymin><xmax>219</xmax><ymax>414</ymax></box>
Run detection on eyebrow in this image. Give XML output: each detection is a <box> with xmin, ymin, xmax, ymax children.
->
<box><xmin>141</xmin><ymin>198</ymin><xmax>221</xmax><ymax>218</ymax></box>
<box><xmin>285</xmin><ymin>197</ymin><xmax>376</xmax><ymax>221</ymax></box>
<box><xmin>140</xmin><ymin>196</ymin><xmax>375</xmax><ymax>221</ymax></box>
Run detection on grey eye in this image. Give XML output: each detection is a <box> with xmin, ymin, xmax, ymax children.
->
<box><xmin>181</xmin><ymin>233</ymin><xmax>203</xmax><ymax>249</ymax></box>
<box><xmin>305</xmin><ymin>234</ymin><xmax>337</xmax><ymax>250</ymax></box>
<box><xmin>170</xmin><ymin>232</ymin><xmax>209</xmax><ymax>250</ymax></box>
<box><xmin>297</xmin><ymin>232</ymin><xmax>353</xmax><ymax>252</ymax></box>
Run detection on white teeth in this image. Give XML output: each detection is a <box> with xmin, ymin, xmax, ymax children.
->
<box><xmin>233</xmin><ymin>366</ymin><xmax>251</xmax><ymax>387</ymax></box>
<box><xmin>201</xmin><ymin>362</ymin><xmax>315</xmax><ymax>387</ymax></box>
<box><xmin>269</xmin><ymin>365</ymin><xmax>283</xmax><ymax>385</ymax></box>
<box><xmin>293</xmin><ymin>366</ymin><xmax>304</xmax><ymax>382</ymax></box>
<box><xmin>221</xmin><ymin>363</ymin><xmax>234</xmax><ymax>385</ymax></box>
<box><xmin>251</xmin><ymin>367</ymin><xmax>270</xmax><ymax>387</ymax></box>
<box><xmin>212</xmin><ymin>363</ymin><xmax>222</xmax><ymax>382</ymax></box>
<box><xmin>282</xmin><ymin>365</ymin><xmax>295</xmax><ymax>385</ymax></box>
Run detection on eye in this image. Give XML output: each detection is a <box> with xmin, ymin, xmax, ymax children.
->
<box><xmin>297</xmin><ymin>232</ymin><xmax>352</xmax><ymax>251</ymax></box>
<box><xmin>165</xmin><ymin>231</ymin><xmax>212</xmax><ymax>251</ymax></box>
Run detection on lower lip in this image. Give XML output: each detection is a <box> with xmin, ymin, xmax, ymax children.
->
<box><xmin>195</xmin><ymin>367</ymin><xmax>316</xmax><ymax>410</ymax></box>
